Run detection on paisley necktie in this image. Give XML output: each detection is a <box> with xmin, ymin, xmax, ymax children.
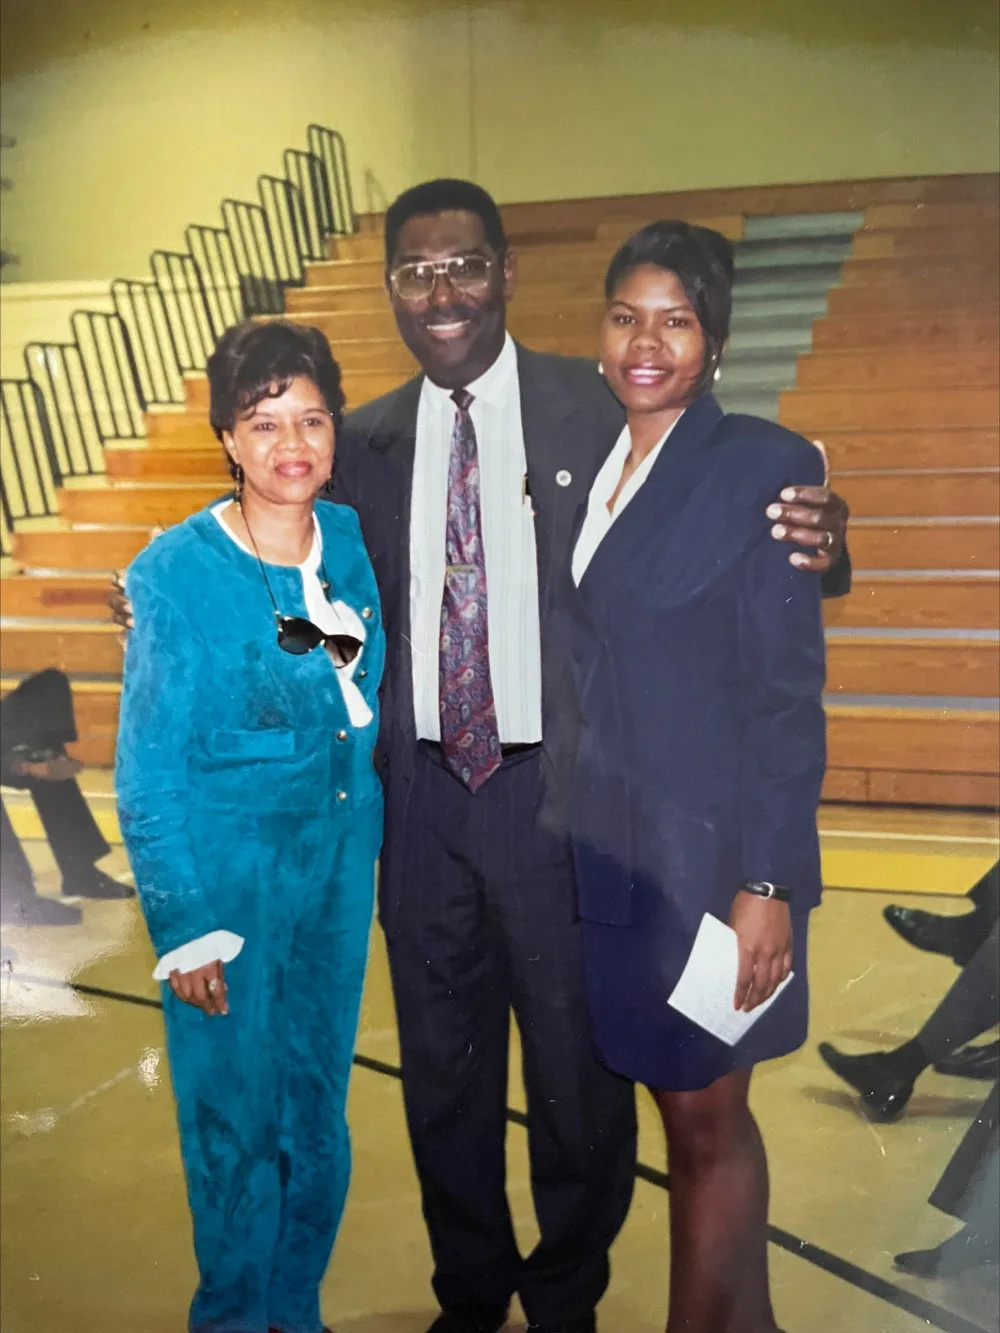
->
<box><xmin>438</xmin><ymin>389</ymin><xmax>502</xmax><ymax>791</ymax></box>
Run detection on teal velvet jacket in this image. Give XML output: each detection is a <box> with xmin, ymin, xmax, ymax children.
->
<box><xmin>116</xmin><ymin>500</ymin><xmax>385</xmax><ymax>959</ymax></box>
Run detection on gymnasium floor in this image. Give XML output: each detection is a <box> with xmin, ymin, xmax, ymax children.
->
<box><xmin>1</xmin><ymin>799</ymin><xmax>998</xmax><ymax>1333</ymax></box>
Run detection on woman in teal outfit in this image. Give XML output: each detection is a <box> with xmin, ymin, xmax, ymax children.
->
<box><xmin>116</xmin><ymin>320</ymin><xmax>384</xmax><ymax>1333</ymax></box>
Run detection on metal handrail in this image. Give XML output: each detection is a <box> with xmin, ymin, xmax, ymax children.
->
<box><xmin>0</xmin><ymin>378</ymin><xmax>61</xmax><ymax>555</ymax></box>
<box><xmin>1</xmin><ymin>124</ymin><xmax>356</xmax><ymax>551</ymax></box>
<box><xmin>308</xmin><ymin>124</ymin><xmax>355</xmax><ymax>235</ymax></box>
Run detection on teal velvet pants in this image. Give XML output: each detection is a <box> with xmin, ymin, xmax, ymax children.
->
<box><xmin>162</xmin><ymin>808</ymin><xmax>379</xmax><ymax>1333</ymax></box>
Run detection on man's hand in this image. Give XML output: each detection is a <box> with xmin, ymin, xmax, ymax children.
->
<box><xmin>109</xmin><ymin>572</ymin><xmax>134</xmax><ymax>631</ymax></box>
<box><xmin>168</xmin><ymin>959</ymin><xmax>229</xmax><ymax>1016</ymax></box>
<box><xmin>729</xmin><ymin>891</ymin><xmax>793</xmax><ymax>1013</ymax></box>
<box><xmin>766</xmin><ymin>440</ymin><xmax>849</xmax><ymax>573</ymax></box>
<box><xmin>108</xmin><ymin>523</ymin><xmax>163</xmax><ymax>632</ymax></box>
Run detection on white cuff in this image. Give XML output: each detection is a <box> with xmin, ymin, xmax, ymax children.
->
<box><xmin>152</xmin><ymin>930</ymin><xmax>244</xmax><ymax>981</ymax></box>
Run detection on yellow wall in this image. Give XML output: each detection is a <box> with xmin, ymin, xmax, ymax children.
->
<box><xmin>2</xmin><ymin>0</ymin><xmax>998</xmax><ymax>282</ymax></box>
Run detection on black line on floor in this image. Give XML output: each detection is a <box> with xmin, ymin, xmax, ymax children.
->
<box><xmin>13</xmin><ymin>974</ymin><xmax>992</xmax><ymax>1333</ymax></box>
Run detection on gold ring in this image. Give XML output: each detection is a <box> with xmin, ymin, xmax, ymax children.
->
<box><xmin>820</xmin><ymin>531</ymin><xmax>835</xmax><ymax>555</ymax></box>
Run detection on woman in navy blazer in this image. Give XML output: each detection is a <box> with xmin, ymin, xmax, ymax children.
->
<box><xmin>566</xmin><ymin>223</ymin><xmax>826</xmax><ymax>1333</ymax></box>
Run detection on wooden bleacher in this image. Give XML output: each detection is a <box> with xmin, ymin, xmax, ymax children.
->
<box><xmin>2</xmin><ymin>173</ymin><xmax>998</xmax><ymax>808</ymax></box>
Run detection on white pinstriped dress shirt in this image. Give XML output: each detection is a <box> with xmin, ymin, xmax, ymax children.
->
<box><xmin>409</xmin><ymin>333</ymin><xmax>544</xmax><ymax>745</ymax></box>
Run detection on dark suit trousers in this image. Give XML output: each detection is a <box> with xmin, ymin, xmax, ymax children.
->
<box><xmin>917</xmin><ymin>921</ymin><xmax>1000</xmax><ymax>1063</ymax></box>
<box><xmin>0</xmin><ymin>669</ymin><xmax>109</xmax><ymax>891</ymax></box>
<box><xmin>385</xmin><ymin>743</ymin><xmax>637</xmax><ymax>1325</ymax></box>
<box><xmin>931</xmin><ymin>1080</ymin><xmax>999</xmax><ymax>1240</ymax></box>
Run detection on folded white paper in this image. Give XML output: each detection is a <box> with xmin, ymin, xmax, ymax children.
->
<box><xmin>667</xmin><ymin>913</ymin><xmax>794</xmax><ymax>1047</ymax></box>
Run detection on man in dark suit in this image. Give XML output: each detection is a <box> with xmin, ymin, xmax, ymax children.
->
<box><xmin>332</xmin><ymin>179</ymin><xmax>850</xmax><ymax>1333</ymax></box>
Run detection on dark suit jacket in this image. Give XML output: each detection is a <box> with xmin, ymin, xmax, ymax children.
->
<box><xmin>332</xmin><ymin>349</ymin><xmax>850</xmax><ymax>934</ymax></box>
<box><xmin>331</xmin><ymin>344</ymin><xmax>624</xmax><ymax>929</ymax></box>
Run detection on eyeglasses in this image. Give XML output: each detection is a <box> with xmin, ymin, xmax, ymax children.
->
<box><xmin>389</xmin><ymin>253</ymin><xmax>496</xmax><ymax>302</ymax></box>
<box><xmin>240</xmin><ymin>505</ymin><xmax>363</xmax><ymax>666</ymax></box>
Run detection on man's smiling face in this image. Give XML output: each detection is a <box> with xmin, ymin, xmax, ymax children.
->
<box><xmin>385</xmin><ymin>208</ymin><xmax>516</xmax><ymax>390</ymax></box>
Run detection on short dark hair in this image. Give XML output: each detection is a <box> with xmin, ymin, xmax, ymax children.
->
<box><xmin>604</xmin><ymin>221</ymin><xmax>735</xmax><ymax>395</ymax></box>
<box><xmin>384</xmin><ymin>178</ymin><xmax>507</xmax><ymax>268</ymax></box>
<box><xmin>207</xmin><ymin>321</ymin><xmax>345</xmax><ymax>476</ymax></box>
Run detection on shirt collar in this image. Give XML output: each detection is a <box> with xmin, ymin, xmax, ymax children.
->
<box><xmin>421</xmin><ymin>332</ymin><xmax>518</xmax><ymax>409</ymax></box>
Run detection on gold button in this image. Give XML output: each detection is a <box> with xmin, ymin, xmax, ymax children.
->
<box><xmin>336</xmin><ymin>790</ymin><xmax>347</xmax><ymax>802</ymax></box>
<box><xmin>336</xmin><ymin>730</ymin><xmax>347</xmax><ymax>742</ymax></box>
<box><xmin>361</xmin><ymin>607</ymin><xmax>373</xmax><ymax>620</ymax></box>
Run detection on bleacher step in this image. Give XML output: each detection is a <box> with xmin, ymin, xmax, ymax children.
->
<box><xmin>824</xmin><ymin>574</ymin><xmax>1000</xmax><ymax>631</ymax></box>
<box><xmin>846</xmin><ymin>518</ymin><xmax>1000</xmax><ymax>571</ymax></box>
<box><xmin>0</xmin><ymin>574</ymin><xmax>111</xmax><ymax>619</ymax></box>
<box><xmin>781</xmin><ymin>386</ymin><xmax>998</xmax><ymax>432</ymax></box>
<box><xmin>833</xmin><ymin>469</ymin><xmax>1000</xmax><ymax>518</ymax></box>
<box><xmin>812</xmin><ymin>313</ymin><xmax>998</xmax><ymax>351</ymax></box>
<box><xmin>820</xmin><ymin>429</ymin><xmax>998</xmax><ymax>472</ymax></box>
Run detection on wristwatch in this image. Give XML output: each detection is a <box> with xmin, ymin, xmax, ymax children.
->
<box><xmin>740</xmin><ymin>879</ymin><xmax>792</xmax><ymax>903</ymax></box>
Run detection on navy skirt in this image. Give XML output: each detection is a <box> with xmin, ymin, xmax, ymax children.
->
<box><xmin>581</xmin><ymin>872</ymin><xmax>813</xmax><ymax>1092</ymax></box>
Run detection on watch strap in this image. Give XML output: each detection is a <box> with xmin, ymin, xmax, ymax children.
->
<box><xmin>740</xmin><ymin>878</ymin><xmax>792</xmax><ymax>903</ymax></box>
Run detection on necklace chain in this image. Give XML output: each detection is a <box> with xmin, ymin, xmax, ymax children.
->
<box><xmin>237</xmin><ymin>501</ymin><xmax>332</xmax><ymax>621</ymax></box>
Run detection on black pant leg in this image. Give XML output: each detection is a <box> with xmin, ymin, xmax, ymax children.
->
<box><xmin>474</xmin><ymin>753</ymin><xmax>638</xmax><ymax>1327</ymax></box>
<box><xmin>931</xmin><ymin>1082</ymin><xmax>1000</xmax><ymax>1227</ymax></box>
<box><xmin>28</xmin><ymin>779</ymin><xmax>110</xmax><ymax>883</ymax></box>
<box><xmin>0</xmin><ymin>798</ymin><xmax>36</xmax><ymax>899</ymax></box>
<box><xmin>918</xmin><ymin>922</ymin><xmax>1000</xmax><ymax>1064</ymax></box>
<box><xmin>968</xmin><ymin>861</ymin><xmax>1000</xmax><ymax>932</ymax></box>
<box><xmin>385</xmin><ymin>749</ymin><xmax>521</xmax><ymax>1314</ymax></box>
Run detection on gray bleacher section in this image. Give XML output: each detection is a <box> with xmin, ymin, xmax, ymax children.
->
<box><xmin>715</xmin><ymin>211</ymin><xmax>863</xmax><ymax>421</ymax></box>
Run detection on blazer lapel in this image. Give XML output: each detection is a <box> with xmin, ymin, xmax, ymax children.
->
<box><xmin>577</xmin><ymin>394</ymin><xmax>726</xmax><ymax>600</ymax></box>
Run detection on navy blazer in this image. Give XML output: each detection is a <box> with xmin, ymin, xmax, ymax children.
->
<box><xmin>565</xmin><ymin>395</ymin><xmax>828</xmax><ymax>942</ymax></box>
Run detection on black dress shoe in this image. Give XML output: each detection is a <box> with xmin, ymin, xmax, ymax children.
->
<box><xmin>883</xmin><ymin>904</ymin><xmax>981</xmax><ymax>966</ymax></box>
<box><xmin>934</xmin><ymin>1040</ymin><xmax>1000</xmax><ymax>1081</ymax></box>
<box><xmin>895</xmin><ymin>1224</ymin><xmax>999</xmax><ymax>1278</ymax></box>
<box><xmin>818</xmin><ymin>1043</ymin><xmax>915</xmax><ymax>1121</ymax></box>
<box><xmin>62</xmin><ymin>868</ymin><xmax>135</xmax><ymax>900</ymax></box>
<box><xmin>426</xmin><ymin>1309</ymin><xmax>508</xmax><ymax>1333</ymax></box>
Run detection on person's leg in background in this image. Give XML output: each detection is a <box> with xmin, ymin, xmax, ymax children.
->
<box><xmin>0</xmin><ymin>668</ymin><xmax>132</xmax><ymax>902</ymax></box>
<box><xmin>896</xmin><ymin>1080</ymin><xmax>999</xmax><ymax>1279</ymax></box>
<box><xmin>0</xmin><ymin>795</ymin><xmax>81</xmax><ymax>925</ymax></box>
<box><xmin>884</xmin><ymin>861</ymin><xmax>1000</xmax><ymax>967</ymax></box>
<box><xmin>819</xmin><ymin>920</ymin><xmax>1000</xmax><ymax>1121</ymax></box>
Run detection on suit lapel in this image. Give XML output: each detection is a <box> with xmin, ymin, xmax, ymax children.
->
<box><xmin>361</xmin><ymin>375</ymin><xmax>423</xmax><ymax>741</ymax></box>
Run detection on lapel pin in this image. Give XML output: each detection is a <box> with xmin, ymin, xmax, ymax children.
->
<box><xmin>556</xmin><ymin>470</ymin><xmax>573</xmax><ymax>488</ymax></box>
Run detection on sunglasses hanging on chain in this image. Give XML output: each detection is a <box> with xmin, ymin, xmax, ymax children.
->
<box><xmin>239</xmin><ymin>504</ymin><xmax>363</xmax><ymax>666</ymax></box>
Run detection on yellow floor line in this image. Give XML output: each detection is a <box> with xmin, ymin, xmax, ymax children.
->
<box><xmin>820</xmin><ymin>846</ymin><xmax>995</xmax><ymax>896</ymax></box>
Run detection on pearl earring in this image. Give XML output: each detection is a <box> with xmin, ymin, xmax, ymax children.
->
<box><xmin>598</xmin><ymin>361</ymin><xmax>605</xmax><ymax>375</ymax></box>
<box><xmin>714</xmin><ymin>366</ymin><xmax>722</xmax><ymax>383</ymax></box>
